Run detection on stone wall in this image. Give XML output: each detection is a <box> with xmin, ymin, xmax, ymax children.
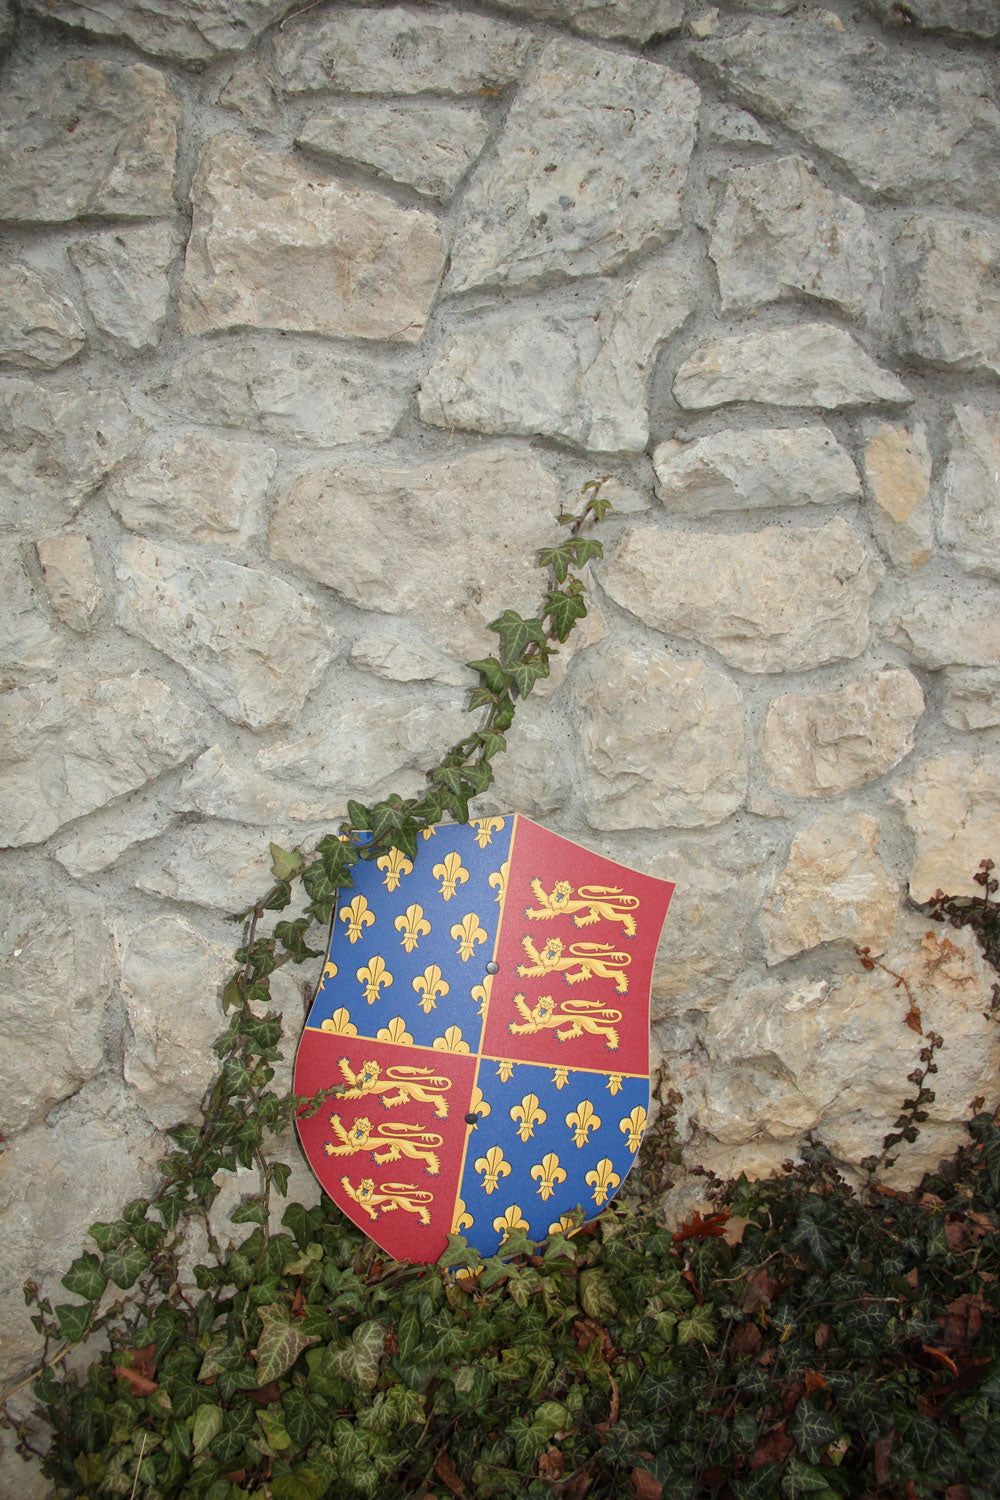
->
<box><xmin>2</xmin><ymin>0</ymin><xmax>1000</xmax><ymax>1455</ymax></box>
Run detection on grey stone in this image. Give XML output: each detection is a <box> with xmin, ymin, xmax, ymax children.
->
<box><xmin>172</xmin><ymin>745</ymin><xmax>345</xmax><ymax>826</ymax></box>
<box><xmin>695</xmin><ymin>12</ymin><xmax>1000</xmax><ymax>213</ymax></box>
<box><xmin>490</xmin><ymin>0</ymin><xmax>682</xmax><ymax>42</ymax></box>
<box><xmin>653</xmin><ymin>425</ymin><xmax>860</xmax><ymax>514</ymax></box>
<box><xmin>133</xmin><ymin>821</ymin><xmax>305</xmax><ymax>912</ymax></box>
<box><xmin>0</xmin><ymin>552</ymin><xmax>65</xmax><ymax>679</ymax></box>
<box><xmin>574</xmin><ymin>643</ymin><xmax>746</xmax><ymax>831</ymax></box>
<box><xmin>763</xmin><ymin>811</ymin><xmax>898</xmax><ymax>963</ymax></box>
<box><xmin>155</xmin><ymin>338</ymin><xmax>411</xmax><ymax>447</ymax></box>
<box><xmin>863</xmin><ymin>422</ymin><xmax>933</xmax><ymax>571</ymax></box>
<box><xmin>115</xmin><ymin>536</ymin><xmax>334</xmax><ymax>730</ymax></box>
<box><xmin>761</xmin><ymin>670</ymin><xmax>925</xmax><ymax>797</ymax></box>
<box><xmin>941</xmin><ymin>670</ymin><xmax>1000</xmax><ymax>732</ymax></box>
<box><xmin>35</xmin><ymin>532</ymin><xmax>102</xmax><ymax>633</ymax></box>
<box><xmin>893</xmin><ymin>753</ymin><xmax>1000</xmax><ymax>902</ymax></box>
<box><xmin>708</xmin><ymin>155</ymin><xmax>885</xmax><ymax>322</ymax></box>
<box><xmin>273</xmin><ymin>6</ymin><xmax>532</xmax><ymax>94</ymax></box>
<box><xmin>673</xmin><ymin>324</ymin><xmax>911</xmax><ymax>410</ymax></box>
<box><xmin>881</xmin><ymin>582</ymin><xmax>1000</xmax><ymax>670</ymax></box>
<box><xmin>298</xmin><ymin>101</ymin><xmax>489</xmax><ymax>201</ymax></box>
<box><xmin>349</xmin><ymin>637</ymin><xmax>470</xmax><ymax>690</ymax></box>
<box><xmin>940</xmin><ymin>407</ymin><xmax>1000</xmax><ymax>579</ymax></box>
<box><xmin>896</xmin><ymin>215</ymin><xmax>1000</xmax><ymax>377</ymax></box>
<box><xmin>68</xmin><ymin>223</ymin><xmax>180</xmax><ymax>354</ymax></box>
<box><xmin>0</xmin><ymin>261</ymin><xmax>85</xmax><ymax>370</ymax></box>
<box><xmin>447</xmin><ymin>39</ymin><xmax>699</xmax><ymax>293</ymax></box>
<box><xmin>270</xmin><ymin>446</ymin><xmax>563</xmax><ymax>660</ymax></box>
<box><xmin>108</xmin><ymin>432</ymin><xmax>277</xmax><ymax>551</ymax></box>
<box><xmin>180</xmin><ymin>134</ymin><xmax>446</xmax><ymax>345</ymax></box>
<box><xmin>0</xmin><ymin>54</ymin><xmax>180</xmax><ymax>222</ymax></box>
<box><xmin>700</xmin><ymin>102</ymin><xmax>771</xmax><ymax>146</ymax></box>
<box><xmin>603</xmin><ymin>519</ymin><xmax>882</xmax><ymax>673</ymax></box>
<box><xmin>217</xmin><ymin>57</ymin><xmax>282</xmax><ymax>127</ymax></box>
<box><xmin>0</xmin><ymin>0</ymin><xmax>13</xmax><ymax>51</ymax></box>
<box><xmin>473</xmin><ymin>696</ymin><xmax>575</xmax><ymax>821</ymax></box>
<box><xmin>860</xmin><ymin>0</ymin><xmax>1000</xmax><ymax>39</ymax></box>
<box><xmin>21</xmin><ymin>0</ymin><xmax>295</xmax><ymax>63</ymax></box>
<box><xmin>0</xmin><ymin>870</ymin><xmax>113</xmax><ymax>1137</ymax></box>
<box><xmin>0</xmin><ymin>669</ymin><xmax>206</xmax><ymax>847</ymax></box>
<box><xmin>53</xmin><ymin>790</ymin><xmax>177</xmax><ymax>876</ymax></box>
<box><xmin>420</xmin><ymin>251</ymin><xmax>696</xmax><ymax>453</ymax></box>
<box><xmin>0</xmin><ymin>377</ymin><xmax>138</xmax><ymax>529</ymax></box>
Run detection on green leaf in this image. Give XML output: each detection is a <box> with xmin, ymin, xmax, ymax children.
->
<box><xmin>322</xmin><ymin>1320</ymin><xmax>386</xmax><ymax>1390</ymax></box>
<box><xmin>282</xmin><ymin>1202</ymin><xmax>322</xmax><ymax>1249</ymax></box>
<box><xmin>269</xmin><ymin>1472</ymin><xmax>322</xmax><ymax>1500</ymax></box>
<box><xmin>191</xmin><ymin>1402</ymin><xmax>224</xmax><ymax>1456</ymax></box>
<box><xmin>62</xmin><ymin>1253</ymin><xmax>107</xmax><ymax>1304</ymax></box>
<box><xmin>508</xmin><ymin>656</ymin><xmax>549</xmax><ymax>700</ymax></box>
<box><xmin>346</xmin><ymin>800</ymin><xmax>372</xmax><ymax>831</ymax></box>
<box><xmin>677</xmin><ymin>1304</ymin><xmax>716</xmax><ymax>1346</ymax></box>
<box><xmin>231</xmin><ymin>1197</ymin><xmax>269</xmax><ymax>1226</ymax></box>
<box><xmin>255</xmin><ymin>1304</ymin><xmax>322</xmax><ymax>1385</ymax></box>
<box><xmin>54</xmin><ymin>1301</ymin><xmax>93</xmax><ymax>1342</ymax></box>
<box><xmin>468</xmin><ymin>657</ymin><xmax>512</xmax><ymax>694</ymax></box>
<box><xmin>781</xmin><ymin>1454</ymin><xmax>839</xmax><ymax>1498</ymax></box>
<box><xmin>488</xmin><ymin>608</ymin><xmax>547</xmax><ymax>665</ymax></box>
<box><xmin>536</xmin><ymin>543</ymin><xmax>576</xmax><ymax>584</ymax></box>
<box><xmin>88</xmin><ymin>1218</ymin><xmax>130</xmax><ymax>1253</ymax></box>
<box><xmin>281</xmin><ymin>1387</ymin><xmax>317</xmax><ymax>1448</ymax></box>
<box><xmin>544</xmin><ymin>588</ymin><xmax>588</xmax><ymax>642</ymax></box>
<box><xmin>270</xmin><ymin>842</ymin><xmax>304</xmax><ymax>881</ymax></box>
<box><xmin>571</xmin><ymin>538</ymin><xmax>603</xmax><ymax>569</ymax></box>
<box><xmin>789</xmin><ymin>1399</ymin><xmax>840</xmax><ymax>1464</ymax></box>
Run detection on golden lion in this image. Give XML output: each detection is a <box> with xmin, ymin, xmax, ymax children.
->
<box><xmin>509</xmin><ymin>992</ymin><xmax>621</xmax><ymax>1051</ymax></box>
<box><xmin>516</xmin><ymin>935</ymin><xmax>631</xmax><ymax>995</ymax></box>
<box><xmin>337</xmin><ymin>1057</ymin><xmax>452</xmax><ymax>1119</ymax></box>
<box><xmin>324</xmin><ymin>1115</ymin><xmax>442</xmax><ymax>1176</ymax></box>
<box><xmin>524</xmin><ymin>879</ymin><xmax>639</xmax><ymax>937</ymax></box>
<box><xmin>340</xmin><ymin>1175</ymin><xmax>434</xmax><ymax>1226</ymax></box>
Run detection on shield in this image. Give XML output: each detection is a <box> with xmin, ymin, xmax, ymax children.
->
<box><xmin>294</xmin><ymin>815</ymin><xmax>674</xmax><ymax>1263</ymax></box>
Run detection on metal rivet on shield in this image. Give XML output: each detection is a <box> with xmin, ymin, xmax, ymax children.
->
<box><xmin>464</xmin><ymin>1112</ymin><xmax>480</xmax><ymax>1125</ymax></box>
<box><xmin>485</xmin><ymin>961</ymin><xmax>499</xmax><ymax>974</ymax></box>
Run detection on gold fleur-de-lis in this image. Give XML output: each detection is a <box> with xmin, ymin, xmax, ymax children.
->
<box><xmin>586</xmin><ymin>1158</ymin><xmax>620</xmax><ymax>1207</ymax></box>
<box><xmin>356</xmin><ymin>954</ymin><xmax>392</xmax><ymax>1005</ymax></box>
<box><xmin>377</xmin><ymin>847</ymin><xmax>412</xmax><ymax>892</ymax></box>
<box><xmin>469</xmin><ymin>1084</ymin><xmax>491</xmax><ymax>1122</ymax></box>
<box><xmin>619</xmin><ymin>1105</ymin><xmax>648</xmax><ymax>1154</ymax></box>
<box><xmin>376</xmin><ymin>1016</ymin><xmax>413</xmax><ymax>1046</ymax></box>
<box><xmin>471</xmin><ymin>978</ymin><xmax>491</xmax><ymax>1017</ymax></box>
<box><xmin>421</xmin><ymin>827</ymin><xmax>436</xmax><ymax>840</ymax></box>
<box><xmin>510</xmin><ymin>1092</ymin><xmax>546</xmax><ymax>1143</ymax></box>
<box><xmin>606</xmin><ymin>1073</ymin><xmax>624</xmax><ymax>1097</ymax></box>
<box><xmin>493</xmin><ymin>1203</ymin><xmax>528</xmax><ymax>1243</ymax></box>
<box><xmin>548</xmin><ymin>1212</ymin><xmax>583</xmax><ymax>1237</ymax></box>
<box><xmin>567</xmin><ymin>1100</ymin><xmax>601</xmax><ymax>1148</ymax></box>
<box><xmin>433</xmin><ymin>850</ymin><xmax>470</xmax><ymax>901</ymax></box>
<box><xmin>341</xmin><ymin>894</ymin><xmax>375</xmax><ymax>944</ymax></box>
<box><xmin>474</xmin><ymin>1144</ymin><xmax>511</xmax><ymax>1194</ymax></box>
<box><xmin>489</xmin><ymin>860</ymin><xmax>509</xmax><ymax>904</ymax></box>
<box><xmin>319</xmin><ymin>959</ymin><xmax>338</xmax><ymax>988</ymax></box>
<box><xmin>412</xmin><ymin>963</ymin><xmax>449</xmax><ymax>1014</ymax></box>
<box><xmin>496</xmin><ymin>1058</ymin><xmax>515</xmax><ymax>1083</ymax></box>
<box><xmin>433</xmin><ymin>1025</ymin><xmax>470</xmax><ymax>1054</ymax></box>
<box><xmin>452</xmin><ymin>912</ymin><xmax>487</xmax><ymax>961</ymax></box>
<box><xmin>473</xmin><ymin>817</ymin><xmax>505</xmax><ymax>849</ymax></box>
<box><xmin>452</xmin><ymin>1198</ymin><xmax>474</xmax><ymax>1233</ymax></box>
<box><xmin>551</xmin><ymin>1066</ymin><xmax>570</xmax><ymax>1091</ymax></box>
<box><xmin>530</xmin><ymin>1152</ymin><xmax>567</xmax><ymax>1202</ymax></box>
<box><xmin>321</xmin><ymin>1006</ymin><xmax>357</xmax><ymax>1037</ymax></box>
<box><xmin>395</xmin><ymin>903</ymin><xmax>431</xmax><ymax>953</ymax></box>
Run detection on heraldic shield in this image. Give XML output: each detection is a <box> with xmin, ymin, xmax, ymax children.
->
<box><xmin>294</xmin><ymin>816</ymin><xmax>674</xmax><ymax>1263</ymax></box>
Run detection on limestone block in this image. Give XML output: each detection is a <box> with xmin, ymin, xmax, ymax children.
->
<box><xmin>298</xmin><ymin>102</ymin><xmax>490</xmax><ymax>202</ymax></box>
<box><xmin>0</xmin><ymin>669</ymin><xmax>206</xmax><ymax>847</ymax></box>
<box><xmin>0</xmin><ymin>0</ymin><xmax>12</xmax><ymax>50</ymax></box>
<box><xmin>940</xmin><ymin>670</ymin><xmax>1000</xmax><ymax>732</ymax></box>
<box><xmin>708</xmin><ymin>155</ymin><xmax>885</xmax><ymax>321</ymax></box>
<box><xmin>490</xmin><ymin>0</ymin><xmax>682</xmax><ymax>42</ymax></box>
<box><xmin>270</xmin><ymin>447</ymin><xmax>563</xmax><ymax>660</ymax></box>
<box><xmin>180</xmin><ymin>135</ymin><xmax>446</xmax><ymax>345</ymax></box>
<box><xmin>861</xmin><ymin>0</ymin><xmax>999</xmax><ymax>38</ymax></box>
<box><xmin>0</xmin><ymin>872</ymin><xmax>113</xmax><ymax>1137</ymax></box>
<box><xmin>109</xmin><ymin>432</ymin><xmax>277</xmax><ymax>550</ymax></box>
<box><xmin>473</xmin><ymin>695</ymin><xmax>575</xmax><ymax>821</ymax></box>
<box><xmin>157</xmin><ymin>338</ymin><xmax>411</xmax><ymax>448</ymax></box>
<box><xmin>349</xmin><ymin>637</ymin><xmax>471</xmax><ymax>690</ymax></box>
<box><xmin>695</xmin><ymin>915</ymin><xmax>1000</xmax><ymax>1184</ymax></box>
<box><xmin>893</xmin><ymin>753</ymin><xmax>1000</xmax><ymax>902</ymax></box>
<box><xmin>447</xmin><ymin>39</ymin><xmax>699</xmax><ymax>293</ymax></box>
<box><xmin>118</xmin><ymin>914</ymin><xmax>231</xmax><ymax>1127</ymax></box>
<box><xmin>881</xmin><ymin>582</ymin><xmax>1000</xmax><ymax>670</ymax></box>
<box><xmin>21</xmin><ymin>0</ymin><xmax>295</xmax><ymax>63</ymax></box>
<box><xmin>695</xmin><ymin>13</ymin><xmax>1000</xmax><ymax>213</ymax></box>
<box><xmin>673</xmin><ymin>324</ymin><xmax>911</xmax><ymax>410</ymax></box>
<box><xmin>173</xmin><ymin>745</ymin><xmax>345</xmax><ymax>826</ymax></box>
<box><xmin>573</xmin><ymin>644</ymin><xmax>746</xmax><ymax>831</ymax></box>
<box><xmin>862</xmin><ymin>422</ymin><xmax>933</xmax><ymax>571</ymax></box>
<box><xmin>896</xmin><ymin>215</ymin><xmax>1000</xmax><ymax>377</ymax></box>
<box><xmin>0</xmin><ymin>55</ymin><xmax>179</xmax><ymax>221</ymax></box>
<box><xmin>115</xmin><ymin>537</ymin><xmax>334</xmax><ymax>730</ymax></box>
<box><xmin>420</xmin><ymin>251</ymin><xmax>696</xmax><ymax>453</ymax></box>
<box><xmin>763</xmin><ymin>811</ymin><xmax>898</xmax><ymax>963</ymax></box>
<box><xmin>0</xmin><ymin>377</ymin><xmax>138</xmax><ymax>529</ymax></box>
<box><xmin>0</xmin><ymin>551</ymin><xmax>65</xmax><ymax>678</ymax></box>
<box><xmin>761</xmin><ymin>669</ymin><xmax>924</xmax><ymax>797</ymax></box>
<box><xmin>53</xmin><ymin>790</ymin><xmax>177</xmax><ymax>876</ymax></box>
<box><xmin>273</xmin><ymin>6</ymin><xmax>532</xmax><ymax>94</ymax></box>
<box><xmin>603</xmin><ymin>519</ymin><xmax>882</xmax><ymax>674</ymax></box>
<box><xmin>701</xmin><ymin>102</ymin><xmax>770</xmax><ymax>146</ymax></box>
<box><xmin>35</xmin><ymin>532</ymin><xmax>102</xmax><ymax>633</ymax></box>
<box><xmin>0</xmin><ymin>261</ymin><xmax>85</xmax><ymax>370</ymax></box>
<box><xmin>133</xmin><ymin>821</ymin><xmax>307</xmax><ymax>912</ymax></box>
<box><xmin>217</xmin><ymin>57</ymin><xmax>282</xmax><ymax>127</ymax></box>
<box><xmin>653</xmin><ymin>426</ymin><xmax>860</xmax><ymax>514</ymax></box>
<box><xmin>940</xmin><ymin>407</ymin><xmax>1000</xmax><ymax>580</ymax></box>
<box><xmin>68</xmin><ymin>223</ymin><xmax>180</xmax><ymax>354</ymax></box>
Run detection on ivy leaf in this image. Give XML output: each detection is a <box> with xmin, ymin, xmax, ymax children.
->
<box><xmin>545</xmin><ymin>589</ymin><xmax>588</xmax><ymax>642</ymax></box>
<box><xmin>788</xmin><ymin>1399</ymin><xmax>841</xmax><ymax>1464</ymax></box>
<box><xmin>536</xmin><ymin>543</ymin><xmax>576</xmax><ymax>584</ymax></box>
<box><xmin>102</xmin><ymin>1244</ymin><xmax>150</xmax><ymax>1290</ymax></box>
<box><xmin>88</xmin><ymin>1218</ymin><xmax>130</xmax><ymax>1253</ymax></box>
<box><xmin>191</xmin><ymin>1402</ymin><xmax>224</xmax><ymax>1456</ymax></box>
<box><xmin>508</xmin><ymin>656</ymin><xmax>549</xmax><ymax>700</ymax></box>
<box><xmin>468</xmin><ymin>657</ymin><xmax>512</xmax><ymax>694</ymax></box>
<box><xmin>270</xmin><ymin>843</ymin><xmax>304</xmax><ymax>881</ymax></box>
<box><xmin>368</xmin><ymin>802</ymin><xmax>407</xmax><ymax>844</ymax></box>
<box><xmin>780</xmin><ymin>1453</ymin><xmax>839</xmax><ymax>1497</ymax></box>
<box><xmin>231</xmin><ymin>1197</ymin><xmax>269</xmax><ymax>1227</ymax></box>
<box><xmin>62</xmin><ymin>1253</ymin><xmax>107</xmax><ymax>1304</ymax></box>
<box><xmin>346</xmin><ymin>800</ymin><xmax>372</xmax><ymax>831</ymax></box>
<box><xmin>322</xmin><ymin>1320</ymin><xmax>386</xmax><ymax>1390</ymax></box>
<box><xmin>55</xmin><ymin>1302</ymin><xmax>93</xmax><ymax>1342</ymax></box>
<box><xmin>488</xmin><ymin>608</ymin><xmax>547</xmax><ymax>665</ymax></box>
<box><xmin>677</xmin><ymin>1304</ymin><xmax>717</xmax><ymax>1346</ymax></box>
<box><xmin>282</xmin><ymin>1202</ymin><xmax>322</xmax><ymax>1249</ymax></box>
<box><xmin>269</xmin><ymin>1473</ymin><xmax>323</xmax><ymax>1500</ymax></box>
<box><xmin>255</xmin><ymin>1305</ymin><xmax>321</xmax><ymax>1385</ymax></box>
<box><xmin>571</xmin><ymin>538</ymin><xmax>603</xmax><ymax>569</ymax></box>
